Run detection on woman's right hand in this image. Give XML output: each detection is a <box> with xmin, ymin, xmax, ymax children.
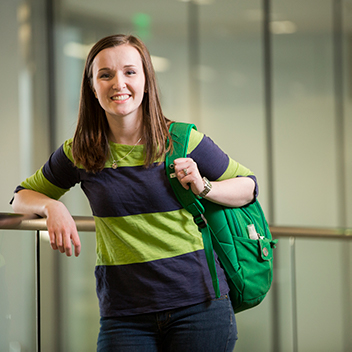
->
<box><xmin>12</xmin><ymin>190</ymin><xmax>81</xmax><ymax>257</ymax></box>
<box><xmin>45</xmin><ymin>201</ymin><xmax>81</xmax><ymax>257</ymax></box>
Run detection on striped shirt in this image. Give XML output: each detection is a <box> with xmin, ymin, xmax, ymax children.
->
<box><xmin>15</xmin><ymin>128</ymin><xmax>256</xmax><ymax>317</ymax></box>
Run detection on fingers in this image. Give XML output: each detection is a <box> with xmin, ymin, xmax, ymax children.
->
<box><xmin>48</xmin><ymin>229</ymin><xmax>81</xmax><ymax>257</ymax></box>
<box><xmin>173</xmin><ymin>157</ymin><xmax>197</xmax><ymax>175</ymax></box>
<box><xmin>173</xmin><ymin>158</ymin><xmax>194</xmax><ymax>188</ymax></box>
<box><xmin>173</xmin><ymin>158</ymin><xmax>203</xmax><ymax>193</ymax></box>
<box><xmin>45</xmin><ymin>202</ymin><xmax>81</xmax><ymax>257</ymax></box>
<box><xmin>72</xmin><ymin>233</ymin><xmax>82</xmax><ymax>257</ymax></box>
<box><xmin>49</xmin><ymin>233</ymin><xmax>58</xmax><ymax>251</ymax></box>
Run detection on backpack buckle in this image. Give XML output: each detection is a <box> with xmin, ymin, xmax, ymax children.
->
<box><xmin>194</xmin><ymin>214</ymin><xmax>208</xmax><ymax>229</ymax></box>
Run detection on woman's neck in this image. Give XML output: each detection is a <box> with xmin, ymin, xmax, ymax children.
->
<box><xmin>107</xmin><ymin>114</ymin><xmax>143</xmax><ymax>145</ymax></box>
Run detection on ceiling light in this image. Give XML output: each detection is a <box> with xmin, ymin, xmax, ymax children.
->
<box><xmin>270</xmin><ymin>21</ymin><xmax>297</xmax><ymax>34</ymax></box>
<box><xmin>64</xmin><ymin>42</ymin><xmax>93</xmax><ymax>60</ymax></box>
<box><xmin>178</xmin><ymin>0</ymin><xmax>214</xmax><ymax>4</ymax></box>
<box><xmin>151</xmin><ymin>56</ymin><xmax>170</xmax><ymax>72</ymax></box>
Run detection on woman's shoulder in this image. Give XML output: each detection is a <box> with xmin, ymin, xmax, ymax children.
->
<box><xmin>187</xmin><ymin>128</ymin><xmax>204</xmax><ymax>153</ymax></box>
<box><xmin>61</xmin><ymin>138</ymin><xmax>74</xmax><ymax>163</ymax></box>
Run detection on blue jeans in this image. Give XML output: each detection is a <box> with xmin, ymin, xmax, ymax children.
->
<box><xmin>97</xmin><ymin>295</ymin><xmax>238</xmax><ymax>352</ymax></box>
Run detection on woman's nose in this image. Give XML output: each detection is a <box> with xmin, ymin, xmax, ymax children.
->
<box><xmin>112</xmin><ymin>74</ymin><xmax>126</xmax><ymax>90</ymax></box>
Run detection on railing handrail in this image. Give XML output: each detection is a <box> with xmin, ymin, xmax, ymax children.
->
<box><xmin>1</xmin><ymin>212</ymin><xmax>352</xmax><ymax>239</ymax></box>
<box><xmin>0</xmin><ymin>213</ymin><xmax>94</xmax><ymax>231</ymax></box>
<box><xmin>270</xmin><ymin>226</ymin><xmax>352</xmax><ymax>239</ymax></box>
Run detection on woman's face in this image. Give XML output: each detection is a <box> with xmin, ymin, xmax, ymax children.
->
<box><xmin>91</xmin><ymin>44</ymin><xmax>146</xmax><ymax>124</ymax></box>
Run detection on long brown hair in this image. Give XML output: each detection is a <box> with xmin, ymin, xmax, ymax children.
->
<box><xmin>72</xmin><ymin>34</ymin><xmax>172</xmax><ymax>172</ymax></box>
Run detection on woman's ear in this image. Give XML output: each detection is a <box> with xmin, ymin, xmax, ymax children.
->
<box><xmin>89</xmin><ymin>79</ymin><xmax>97</xmax><ymax>98</ymax></box>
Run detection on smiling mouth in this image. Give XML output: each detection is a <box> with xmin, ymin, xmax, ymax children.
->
<box><xmin>111</xmin><ymin>95</ymin><xmax>130</xmax><ymax>101</ymax></box>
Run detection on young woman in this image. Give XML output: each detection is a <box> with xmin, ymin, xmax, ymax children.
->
<box><xmin>12</xmin><ymin>34</ymin><xmax>257</xmax><ymax>351</ymax></box>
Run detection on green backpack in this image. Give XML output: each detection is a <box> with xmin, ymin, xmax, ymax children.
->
<box><xmin>165</xmin><ymin>122</ymin><xmax>278</xmax><ymax>313</ymax></box>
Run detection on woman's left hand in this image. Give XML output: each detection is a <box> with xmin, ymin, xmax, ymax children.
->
<box><xmin>173</xmin><ymin>158</ymin><xmax>256</xmax><ymax>208</ymax></box>
<box><xmin>173</xmin><ymin>158</ymin><xmax>205</xmax><ymax>196</ymax></box>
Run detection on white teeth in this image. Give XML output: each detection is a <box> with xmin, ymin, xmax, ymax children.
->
<box><xmin>111</xmin><ymin>95</ymin><xmax>129</xmax><ymax>101</ymax></box>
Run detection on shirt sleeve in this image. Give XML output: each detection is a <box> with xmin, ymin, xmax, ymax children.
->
<box><xmin>12</xmin><ymin>140</ymin><xmax>81</xmax><ymax>201</ymax></box>
<box><xmin>188</xmin><ymin>129</ymin><xmax>259</xmax><ymax>197</ymax></box>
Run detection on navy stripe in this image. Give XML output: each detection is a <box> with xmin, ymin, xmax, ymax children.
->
<box><xmin>42</xmin><ymin>145</ymin><xmax>81</xmax><ymax>189</ymax></box>
<box><xmin>39</xmin><ymin>136</ymin><xmax>234</xmax><ymax>218</ymax></box>
<box><xmin>9</xmin><ymin>186</ymin><xmax>26</xmax><ymax>204</ymax></box>
<box><xmin>95</xmin><ymin>250</ymin><xmax>229</xmax><ymax>317</ymax></box>
<box><xmin>13</xmin><ymin>185</ymin><xmax>26</xmax><ymax>194</ymax></box>
<box><xmin>40</xmin><ymin>145</ymin><xmax>181</xmax><ymax>217</ymax></box>
<box><xmin>247</xmin><ymin>175</ymin><xmax>259</xmax><ymax>198</ymax></box>
<box><xmin>189</xmin><ymin>135</ymin><xmax>229</xmax><ymax>181</ymax></box>
<box><xmin>80</xmin><ymin>163</ymin><xmax>181</xmax><ymax>217</ymax></box>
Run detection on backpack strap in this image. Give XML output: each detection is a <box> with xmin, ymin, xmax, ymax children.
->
<box><xmin>166</xmin><ymin>122</ymin><xmax>221</xmax><ymax>298</ymax></box>
<box><xmin>165</xmin><ymin>123</ymin><xmax>205</xmax><ymax>218</ymax></box>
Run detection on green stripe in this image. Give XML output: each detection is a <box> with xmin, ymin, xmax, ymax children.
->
<box><xmin>64</xmin><ymin>130</ymin><xmax>204</xmax><ymax>170</ymax></box>
<box><xmin>95</xmin><ymin>209</ymin><xmax>204</xmax><ymax>266</ymax></box>
<box><xmin>217</xmin><ymin>158</ymin><xmax>254</xmax><ymax>181</ymax></box>
<box><xmin>187</xmin><ymin>129</ymin><xmax>254</xmax><ymax>181</ymax></box>
<box><xmin>63</xmin><ymin>139</ymin><xmax>74</xmax><ymax>162</ymax></box>
<box><xmin>187</xmin><ymin>129</ymin><xmax>204</xmax><ymax>154</ymax></box>
<box><xmin>20</xmin><ymin>167</ymin><xmax>68</xmax><ymax>200</ymax></box>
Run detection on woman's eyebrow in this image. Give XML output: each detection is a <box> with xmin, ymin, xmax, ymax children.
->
<box><xmin>97</xmin><ymin>65</ymin><xmax>137</xmax><ymax>72</ymax></box>
<box><xmin>97</xmin><ymin>67</ymin><xmax>111</xmax><ymax>72</ymax></box>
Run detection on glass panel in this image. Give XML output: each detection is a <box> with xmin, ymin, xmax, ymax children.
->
<box><xmin>272</xmin><ymin>1</ymin><xmax>352</xmax><ymax>351</ymax></box>
<box><xmin>1</xmin><ymin>0</ymin><xmax>49</xmax><ymax>350</ymax></box>
<box><xmin>343</xmin><ymin>0</ymin><xmax>352</xmax><ymax>228</ymax></box>
<box><xmin>295</xmin><ymin>239</ymin><xmax>345</xmax><ymax>351</ymax></box>
<box><xmin>199</xmin><ymin>0</ymin><xmax>270</xmax><ymax>211</ymax></box>
<box><xmin>198</xmin><ymin>2</ymin><xmax>271</xmax><ymax>351</ymax></box>
<box><xmin>0</xmin><ymin>231</ymin><xmax>36</xmax><ymax>352</ymax></box>
<box><xmin>272</xmin><ymin>0</ymin><xmax>337</xmax><ymax>228</ymax></box>
<box><xmin>58</xmin><ymin>232</ymin><xmax>99</xmax><ymax>352</ymax></box>
<box><xmin>342</xmin><ymin>2</ymin><xmax>352</xmax><ymax>350</ymax></box>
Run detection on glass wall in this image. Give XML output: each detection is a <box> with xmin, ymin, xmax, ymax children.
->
<box><xmin>271</xmin><ymin>2</ymin><xmax>352</xmax><ymax>351</ymax></box>
<box><xmin>0</xmin><ymin>0</ymin><xmax>50</xmax><ymax>350</ymax></box>
<box><xmin>272</xmin><ymin>0</ymin><xmax>337</xmax><ymax>227</ymax></box>
<box><xmin>0</xmin><ymin>0</ymin><xmax>351</xmax><ymax>351</ymax></box>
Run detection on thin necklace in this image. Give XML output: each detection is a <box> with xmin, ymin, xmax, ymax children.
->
<box><xmin>111</xmin><ymin>137</ymin><xmax>142</xmax><ymax>169</ymax></box>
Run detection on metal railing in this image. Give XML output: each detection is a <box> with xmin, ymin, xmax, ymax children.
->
<box><xmin>1</xmin><ymin>212</ymin><xmax>352</xmax><ymax>352</ymax></box>
<box><xmin>3</xmin><ymin>212</ymin><xmax>352</xmax><ymax>237</ymax></box>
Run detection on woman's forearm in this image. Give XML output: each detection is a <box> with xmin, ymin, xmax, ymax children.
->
<box><xmin>12</xmin><ymin>189</ymin><xmax>81</xmax><ymax>256</ymax></box>
<box><xmin>173</xmin><ymin>158</ymin><xmax>256</xmax><ymax>208</ymax></box>
<box><xmin>204</xmin><ymin>176</ymin><xmax>256</xmax><ymax>208</ymax></box>
<box><xmin>12</xmin><ymin>189</ymin><xmax>60</xmax><ymax>217</ymax></box>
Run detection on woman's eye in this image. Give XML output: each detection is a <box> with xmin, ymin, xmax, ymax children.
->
<box><xmin>126</xmin><ymin>70</ymin><xmax>136</xmax><ymax>76</ymax></box>
<box><xmin>99</xmin><ymin>73</ymin><xmax>110</xmax><ymax>79</ymax></box>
